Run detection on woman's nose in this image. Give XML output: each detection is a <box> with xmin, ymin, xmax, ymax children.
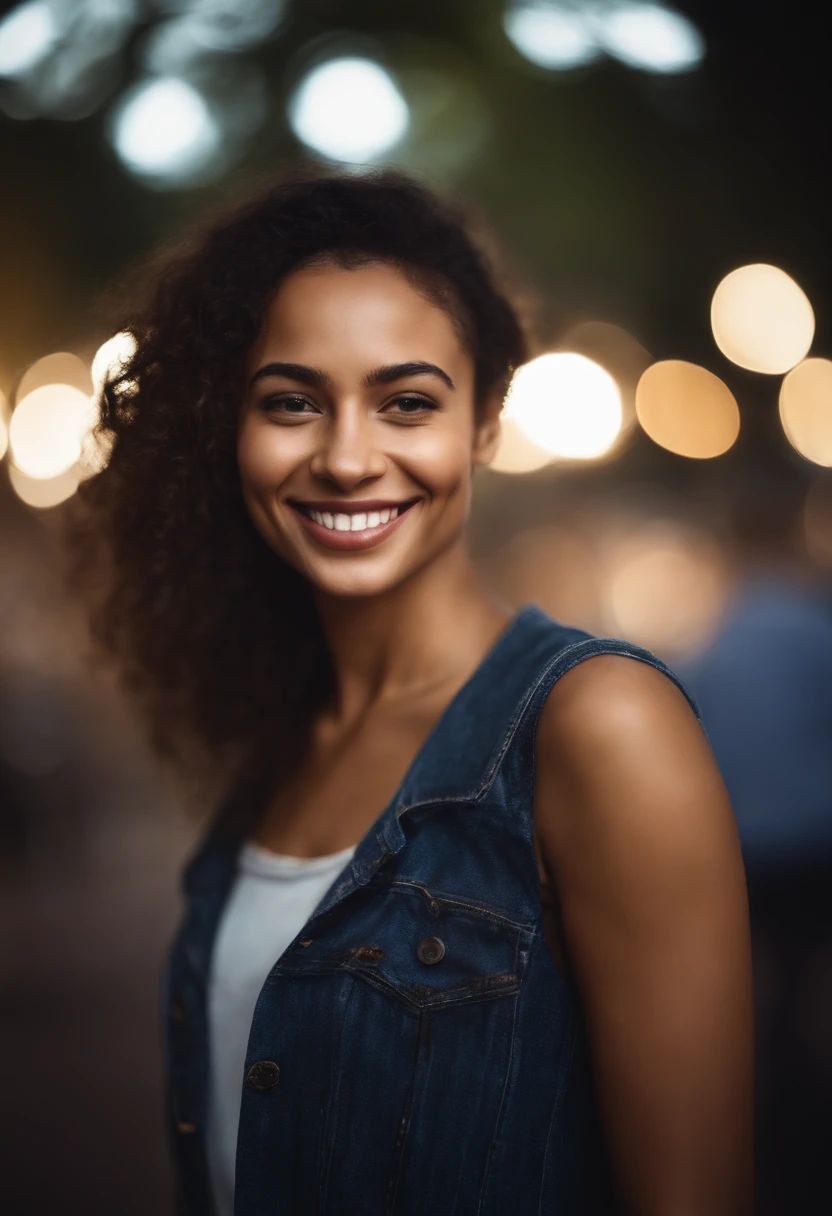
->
<box><xmin>308</xmin><ymin>406</ymin><xmax>387</xmax><ymax>489</ymax></box>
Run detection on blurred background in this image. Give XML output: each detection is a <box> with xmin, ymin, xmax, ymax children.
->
<box><xmin>1</xmin><ymin>2</ymin><xmax>830</xmax><ymax>1212</ymax></box>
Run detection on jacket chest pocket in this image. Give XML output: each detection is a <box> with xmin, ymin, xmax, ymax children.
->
<box><xmin>242</xmin><ymin>884</ymin><xmax>534</xmax><ymax>1214</ymax></box>
<box><xmin>276</xmin><ymin>881</ymin><xmax>527</xmax><ymax>1011</ymax></box>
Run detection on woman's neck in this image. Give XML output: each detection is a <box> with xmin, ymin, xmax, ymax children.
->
<box><xmin>312</xmin><ymin>540</ymin><xmax>512</xmax><ymax>729</ymax></box>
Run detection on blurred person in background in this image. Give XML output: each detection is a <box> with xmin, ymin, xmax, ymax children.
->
<box><xmin>67</xmin><ymin>172</ymin><xmax>753</xmax><ymax>1215</ymax></box>
<box><xmin>683</xmin><ymin>464</ymin><xmax>832</xmax><ymax>1214</ymax></box>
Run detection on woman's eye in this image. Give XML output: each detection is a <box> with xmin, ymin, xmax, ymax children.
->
<box><xmin>386</xmin><ymin>395</ymin><xmax>437</xmax><ymax>416</ymax></box>
<box><xmin>261</xmin><ymin>394</ymin><xmax>315</xmax><ymax>415</ymax></box>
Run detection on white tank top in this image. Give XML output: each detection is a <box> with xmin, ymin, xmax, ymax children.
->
<box><xmin>206</xmin><ymin>838</ymin><xmax>358</xmax><ymax>1216</ymax></box>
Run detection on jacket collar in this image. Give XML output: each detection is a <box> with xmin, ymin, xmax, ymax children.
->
<box><xmin>181</xmin><ymin>603</ymin><xmax>559</xmax><ymax>917</ymax></box>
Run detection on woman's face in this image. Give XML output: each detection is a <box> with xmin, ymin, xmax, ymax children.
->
<box><xmin>237</xmin><ymin>261</ymin><xmax>501</xmax><ymax>600</ymax></box>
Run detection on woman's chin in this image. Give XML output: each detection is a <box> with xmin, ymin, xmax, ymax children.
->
<box><xmin>301</xmin><ymin>566</ymin><xmax>412</xmax><ymax>601</ymax></box>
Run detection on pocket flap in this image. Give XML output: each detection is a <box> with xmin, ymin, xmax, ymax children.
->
<box><xmin>277</xmin><ymin>883</ymin><xmax>525</xmax><ymax>1010</ymax></box>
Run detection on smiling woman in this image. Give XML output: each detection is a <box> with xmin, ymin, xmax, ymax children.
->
<box><xmin>236</xmin><ymin>259</ymin><xmax>497</xmax><ymax>596</ymax></box>
<box><xmin>65</xmin><ymin>171</ymin><xmax>752</xmax><ymax>1216</ymax></box>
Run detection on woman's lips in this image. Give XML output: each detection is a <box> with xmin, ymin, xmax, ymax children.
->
<box><xmin>289</xmin><ymin>501</ymin><xmax>420</xmax><ymax>551</ymax></box>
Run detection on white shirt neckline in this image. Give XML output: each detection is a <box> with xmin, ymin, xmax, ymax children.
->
<box><xmin>238</xmin><ymin>838</ymin><xmax>359</xmax><ymax>880</ymax></box>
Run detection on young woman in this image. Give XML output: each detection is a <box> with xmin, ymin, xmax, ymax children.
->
<box><xmin>70</xmin><ymin>172</ymin><xmax>753</xmax><ymax>1215</ymax></box>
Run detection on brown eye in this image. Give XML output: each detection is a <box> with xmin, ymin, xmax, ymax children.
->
<box><xmin>260</xmin><ymin>394</ymin><xmax>316</xmax><ymax>415</ymax></box>
<box><xmin>387</xmin><ymin>395</ymin><xmax>437</xmax><ymax>414</ymax></box>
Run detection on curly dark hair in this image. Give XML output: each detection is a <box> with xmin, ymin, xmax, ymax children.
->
<box><xmin>66</xmin><ymin>169</ymin><xmax>528</xmax><ymax>804</ymax></box>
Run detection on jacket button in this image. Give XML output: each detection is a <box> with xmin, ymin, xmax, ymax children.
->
<box><xmin>177</xmin><ymin>1121</ymin><xmax>197</xmax><ymax>1134</ymax></box>
<box><xmin>417</xmin><ymin>936</ymin><xmax>445</xmax><ymax>965</ymax></box>
<box><xmin>247</xmin><ymin>1060</ymin><xmax>280</xmax><ymax>1091</ymax></box>
<box><xmin>170</xmin><ymin>996</ymin><xmax>187</xmax><ymax>1025</ymax></box>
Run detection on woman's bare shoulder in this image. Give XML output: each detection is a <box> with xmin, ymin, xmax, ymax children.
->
<box><xmin>532</xmin><ymin>649</ymin><xmax>739</xmax><ymax>896</ymax></box>
<box><xmin>532</xmin><ymin>653</ymin><xmax>753</xmax><ymax>1214</ymax></box>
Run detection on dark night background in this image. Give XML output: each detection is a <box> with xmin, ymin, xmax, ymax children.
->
<box><xmin>1</xmin><ymin>2</ymin><xmax>831</xmax><ymax>1213</ymax></box>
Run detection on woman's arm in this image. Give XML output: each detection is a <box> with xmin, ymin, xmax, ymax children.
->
<box><xmin>534</xmin><ymin>654</ymin><xmax>753</xmax><ymax>1216</ymax></box>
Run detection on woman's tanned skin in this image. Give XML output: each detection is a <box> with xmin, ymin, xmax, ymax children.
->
<box><xmin>535</xmin><ymin>657</ymin><xmax>754</xmax><ymax>1215</ymax></box>
<box><xmin>237</xmin><ymin>259</ymin><xmax>754</xmax><ymax>1214</ymax></box>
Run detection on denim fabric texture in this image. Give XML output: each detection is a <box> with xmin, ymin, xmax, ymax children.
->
<box><xmin>163</xmin><ymin>604</ymin><xmax>704</xmax><ymax>1215</ymax></box>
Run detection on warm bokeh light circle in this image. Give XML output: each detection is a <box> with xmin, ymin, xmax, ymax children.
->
<box><xmin>9</xmin><ymin>384</ymin><xmax>94</xmax><ymax>479</ymax></box>
<box><xmin>605</xmin><ymin>524</ymin><xmax>727</xmax><ymax>654</ymax></box>
<box><xmin>711</xmin><ymin>263</ymin><xmax>815</xmax><ymax>374</ymax></box>
<box><xmin>91</xmin><ymin>331</ymin><xmax>137</xmax><ymax>397</ymax></box>
<box><xmin>490</xmin><ymin>416</ymin><xmax>554</xmax><ymax>474</ymax></box>
<box><xmin>504</xmin><ymin>352</ymin><xmax>622</xmax><ymax>460</ymax></box>
<box><xmin>635</xmin><ymin>360</ymin><xmax>739</xmax><ymax>458</ymax></box>
<box><xmin>8</xmin><ymin>462</ymin><xmax>81</xmax><ymax>509</ymax></box>
<box><xmin>16</xmin><ymin>351</ymin><xmax>91</xmax><ymax>402</ymax></box>
<box><xmin>779</xmin><ymin>358</ymin><xmax>832</xmax><ymax>467</ymax></box>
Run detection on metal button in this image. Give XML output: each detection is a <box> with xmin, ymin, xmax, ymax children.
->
<box><xmin>417</xmin><ymin>935</ymin><xmax>445</xmax><ymax>965</ymax></box>
<box><xmin>247</xmin><ymin>1060</ymin><xmax>280</xmax><ymax>1091</ymax></box>
<box><xmin>170</xmin><ymin>996</ymin><xmax>187</xmax><ymax>1025</ymax></box>
<box><xmin>176</xmin><ymin>1121</ymin><xmax>196</xmax><ymax>1134</ymax></box>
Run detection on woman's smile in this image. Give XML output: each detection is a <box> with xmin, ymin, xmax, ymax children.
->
<box><xmin>288</xmin><ymin>496</ymin><xmax>423</xmax><ymax>551</ymax></box>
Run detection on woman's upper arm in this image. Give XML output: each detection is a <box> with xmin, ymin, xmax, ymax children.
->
<box><xmin>534</xmin><ymin>654</ymin><xmax>754</xmax><ymax>1216</ymax></box>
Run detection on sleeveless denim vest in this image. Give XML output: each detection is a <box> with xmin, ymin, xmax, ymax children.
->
<box><xmin>162</xmin><ymin>604</ymin><xmax>704</xmax><ymax>1214</ymax></box>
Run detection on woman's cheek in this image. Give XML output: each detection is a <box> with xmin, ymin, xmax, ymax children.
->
<box><xmin>238</xmin><ymin>421</ymin><xmax>302</xmax><ymax>492</ymax></box>
<box><xmin>394</xmin><ymin>428</ymin><xmax>472</xmax><ymax>498</ymax></box>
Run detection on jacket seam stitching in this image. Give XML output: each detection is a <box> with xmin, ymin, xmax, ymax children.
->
<box><xmin>476</xmin><ymin>929</ymin><xmax>523</xmax><ymax>1214</ymax></box>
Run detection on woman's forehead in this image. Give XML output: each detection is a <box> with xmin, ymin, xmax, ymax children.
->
<box><xmin>251</xmin><ymin>262</ymin><xmax>473</xmax><ymax>379</ymax></box>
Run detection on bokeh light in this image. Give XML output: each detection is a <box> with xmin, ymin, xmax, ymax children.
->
<box><xmin>0</xmin><ymin>1</ymin><xmax>57</xmax><ymax>79</ymax></box>
<box><xmin>595</xmin><ymin>3</ymin><xmax>705</xmax><ymax>74</ymax></box>
<box><xmin>288</xmin><ymin>56</ymin><xmax>409</xmax><ymax>163</ymax></box>
<box><xmin>109</xmin><ymin>76</ymin><xmax>221</xmax><ymax>186</ymax></box>
<box><xmin>91</xmin><ymin>330</ymin><xmax>137</xmax><ymax>397</ymax></box>
<box><xmin>605</xmin><ymin>523</ymin><xmax>727</xmax><ymax>654</ymax></box>
<box><xmin>558</xmin><ymin>319</ymin><xmax>651</xmax><ymax>442</ymax></box>
<box><xmin>636</xmin><ymin>360</ymin><xmax>739</xmax><ymax>458</ymax></box>
<box><xmin>503</xmin><ymin>2</ymin><xmax>704</xmax><ymax>75</ymax></box>
<box><xmin>8</xmin><ymin>462</ymin><xmax>81</xmax><ymax>510</ymax></box>
<box><xmin>503</xmin><ymin>3</ymin><xmax>601</xmax><ymax>71</ymax></box>
<box><xmin>779</xmin><ymin>358</ymin><xmax>832</xmax><ymax>467</ymax></box>
<box><xmin>9</xmin><ymin>384</ymin><xmax>94</xmax><ymax>480</ymax></box>
<box><xmin>504</xmin><ymin>352</ymin><xmax>622</xmax><ymax>459</ymax></box>
<box><xmin>2</xmin><ymin>3</ymin><xmax>139</xmax><ymax>121</ymax></box>
<box><xmin>711</xmin><ymin>263</ymin><xmax>815</xmax><ymax>374</ymax></box>
<box><xmin>16</xmin><ymin>351</ymin><xmax>92</xmax><ymax>401</ymax></box>
<box><xmin>173</xmin><ymin>0</ymin><xmax>284</xmax><ymax>54</ymax></box>
<box><xmin>490</xmin><ymin>416</ymin><xmax>555</xmax><ymax>474</ymax></box>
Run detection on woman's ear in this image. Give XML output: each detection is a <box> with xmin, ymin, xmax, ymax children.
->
<box><xmin>472</xmin><ymin>392</ymin><xmax>504</xmax><ymax>468</ymax></box>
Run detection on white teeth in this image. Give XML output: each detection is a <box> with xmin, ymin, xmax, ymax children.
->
<box><xmin>303</xmin><ymin>505</ymin><xmax>408</xmax><ymax>531</ymax></box>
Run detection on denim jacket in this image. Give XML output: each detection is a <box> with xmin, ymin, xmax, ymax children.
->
<box><xmin>162</xmin><ymin>604</ymin><xmax>703</xmax><ymax>1214</ymax></box>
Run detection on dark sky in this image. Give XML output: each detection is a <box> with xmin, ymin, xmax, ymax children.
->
<box><xmin>0</xmin><ymin>0</ymin><xmax>828</xmax><ymax>410</ymax></box>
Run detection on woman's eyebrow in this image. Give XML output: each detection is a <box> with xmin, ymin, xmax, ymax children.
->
<box><xmin>366</xmin><ymin>362</ymin><xmax>455</xmax><ymax>391</ymax></box>
<box><xmin>249</xmin><ymin>360</ymin><xmax>455</xmax><ymax>391</ymax></box>
<box><xmin>249</xmin><ymin>362</ymin><xmax>331</xmax><ymax>387</ymax></box>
